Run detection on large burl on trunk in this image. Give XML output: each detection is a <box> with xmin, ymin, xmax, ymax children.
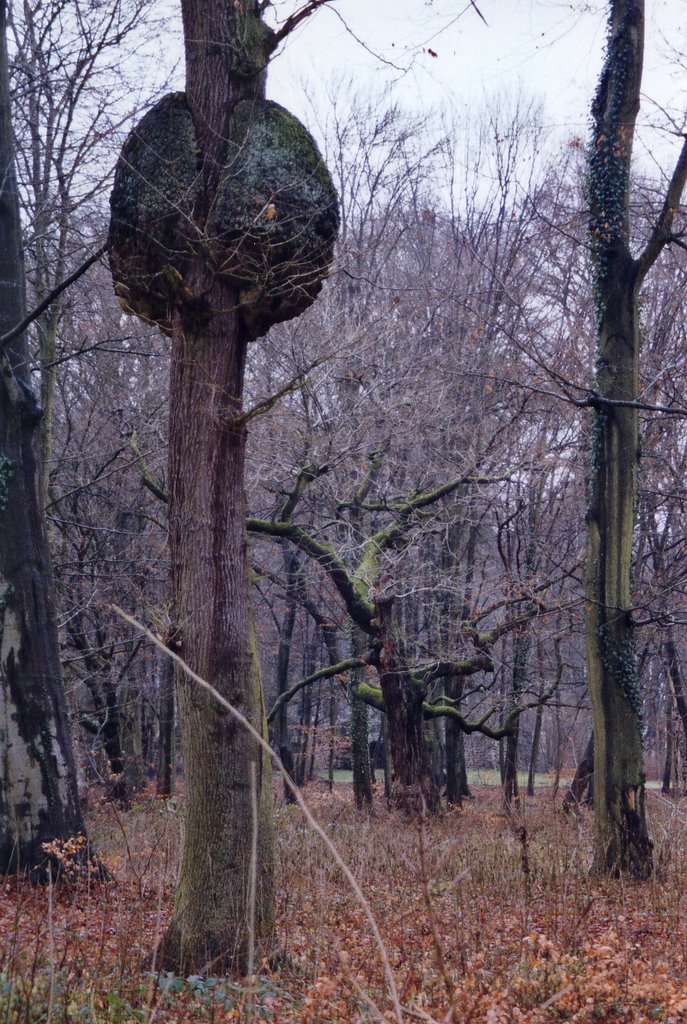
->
<box><xmin>108</xmin><ymin>0</ymin><xmax>338</xmax><ymax>975</ymax></box>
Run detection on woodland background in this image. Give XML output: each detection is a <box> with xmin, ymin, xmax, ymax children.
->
<box><xmin>3</xmin><ymin>0</ymin><xmax>687</xmax><ymax>1021</ymax></box>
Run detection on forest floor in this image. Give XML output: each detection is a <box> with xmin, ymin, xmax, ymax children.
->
<box><xmin>1</xmin><ymin>782</ymin><xmax>687</xmax><ymax>1023</ymax></box>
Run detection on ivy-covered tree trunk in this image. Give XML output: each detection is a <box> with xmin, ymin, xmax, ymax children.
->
<box><xmin>0</xmin><ymin>0</ymin><xmax>86</xmax><ymax>874</ymax></box>
<box><xmin>586</xmin><ymin>0</ymin><xmax>651</xmax><ymax>877</ymax></box>
<box><xmin>587</xmin><ymin>0</ymin><xmax>687</xmax><ymax>875</ymax></box>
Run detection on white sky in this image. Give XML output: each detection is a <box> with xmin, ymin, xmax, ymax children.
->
<box><xmin>264</xmin><ymin>1</ymin><xmax>687</xmax><ymax>169</ymax></box>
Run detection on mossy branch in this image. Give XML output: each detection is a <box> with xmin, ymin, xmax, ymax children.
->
<box><xmin>352</xmin><ymin>681</ymin><xmax>554</xmax><ymax>738</ymax></box>
<box><xmin>417</xmin><ymin>653</ymin><xmax>494</xmax><ymax>683</ymax></box>
<box><xmin>267</xmin><ymin>655</ymin><xmax>367</xmax><ymax>724</ymax></box>
<box><xmin>246</xmin><ymin>517</ymin><xmax>375</xmax><ymax>630</ymax></box>
<box><xmin>129</xmin><ymin>431</ymin><xmax>168</xmax><ymax>504</ymax></box>
<box><xmin>351</xmin><ymin>441</ymin><xmax>390</xmax><ymax>509</ymax></box>
<box><xmin>277</xmin><ymin>462</ymin><xmax>329</xmax><ymax>523</ymax></box>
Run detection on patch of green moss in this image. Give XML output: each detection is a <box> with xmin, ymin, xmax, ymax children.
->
<box><xmin>211</xmin><ymin>100</ymin><xmax>338</xmax><ymax>336</ymax></box>
<box><xmin>231</xmin><ymin>12</ymin><xmax>275</xmax><ymax>78</ymax></box>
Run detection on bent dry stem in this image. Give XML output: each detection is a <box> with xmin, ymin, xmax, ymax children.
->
<box><xmin>110</xmin><ymin>604</ymin><xmax>403</xmax><ymax>1024</ymax></box>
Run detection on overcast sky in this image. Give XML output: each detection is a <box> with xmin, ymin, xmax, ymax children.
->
<box><xmin>263</xmin><ymin>1</ymin><xmax>687</xmax><ymax>170</ymax></box>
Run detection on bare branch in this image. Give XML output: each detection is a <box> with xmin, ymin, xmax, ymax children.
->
<box><xmin>0</xmin><ymin>242</ymin><xmax>107</xmax><ymax>351</ymax></box>
<box><xmin>636</xmin><ymin>134</ymin><xmax>687</xmax><ymax>280</ymax></box>
<box><xmin>270</xmin><ymin>0</ymin><xmax>333</xmax><ymax>48</ymax></box>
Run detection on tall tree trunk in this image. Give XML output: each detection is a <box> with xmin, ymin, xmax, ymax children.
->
<box><xmin>349</xmin><ymin>625</ymin><xmax>373</xmax><ymax>809</ymax></box>
<box><xmin>0</xmin><ymin>0</ymin><xmax>87</xmax><ymax>875</ymax></box>
<box><xmin>272</xmin><ymin>545</ymin><xmax>298</xmax><ymax>802</ymax></box>
<box><xmin>113</xmin><ymin>0</ymin><xmax>337</xmax><ymax>974</ymax></box>
<box><xmin>662</xmin><ymin>699</ymin><xmax>673</xmax><ymax>796</ymax></box>
<box><xmin>307</xmin><ymin>681</ymin><xmax>322</xmax><ymax>781</ymax></box>
<box><xmin>157</xmin><ymin>648</ymin><xmax>176</xmax><ymax>797</ymax></box>
<box><xmin>377</xmin><ymin>597</ymin><xmax>438</xmax><ymax>814</ymax></box>
<box><xmin>586</xmin><ymin>0</ymin><xmax>653</xmax><ymax>878</ymax></box>
<box><xmin>526</xmin><ymin>644</ymin><xmax>547</xmax><ymax>797</ymax></box>
<box><xmin>563</xmin><ymin>732</ymin><xmax>594</xmax><ymax>812</ymax></box>
<box><xmin>158</xmin><ymin>277</ymin><xmax>274</xmax><ymax>974</ymax></box>
<box><xmin>294</xmin><ymin>634</ymin><xmax>316</xmax><ymax>787</ymax></box>
<box><xmin>382</xmin><ymin>714</ymin><xmax>393</xmax><ymax>802</ymax></box>
<box><xmin>662</xmin><ymin>636</ymin><xmax>687</xmax><ymax>780</ymax></box>
<box><xmin>154</xmin><ymin>0</ymin><xmax>281</xmax><ymax>975</ymax></box>
<box><xmin>328</xmin><ymin>684</ymin><xmax>336</xmax><ymax>792</ymax></box>
<box><xmin>445</xmin><ymin>674</ymin><xmax>467</xmax><ymax>805</ymax></box>
<box><xmin>503</xmin><ymin>628</ymin><xmax>530</xmax><ymax>808</ymax></box>
<box><xmin>526</xmin><ymin>684</ymin><xmax>545</xmax><ymax>798</ymax></box>
<box><xmin>120</xmin><ymin>686</ymin><xmax>144</xmax><ymax>796</ymax></box>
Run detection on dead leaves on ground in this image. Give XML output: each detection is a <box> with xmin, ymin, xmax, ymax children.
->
<box><xmin>1</xmin><ymin>785</ymin><xmax>686</xmax><ymax>1022</ymax></box>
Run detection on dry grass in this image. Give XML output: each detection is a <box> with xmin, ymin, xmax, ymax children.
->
<box><xmin>1</xmin><ymin>783</ymin><xmax>687</xmax><ymax>1022</ymax></box>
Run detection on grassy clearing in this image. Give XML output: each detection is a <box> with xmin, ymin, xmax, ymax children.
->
<box><xmin>1</xmin><ymin>784</ymin><xmax>686</xmax><ymax>1022</ymax></box>
<box><xmin>321</xmin><ymin>769</ymin><xmax>665</xmax><ymax>790</ymax></box>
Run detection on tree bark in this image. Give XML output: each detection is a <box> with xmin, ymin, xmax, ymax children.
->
<box><xmin>376</xmin><ymin>597</ymin><xmax>438</xmax><ymax>814</ymax></box>
<box><xmin>526</xmin><ymin>684</ymin><xmax>544</xmax><ymax>798</ymax></box>
<box><xmin>662</xmin><ymin>636</ymin><xmax>687</xmax><ymax>792</ymax></box>
<box><xmin>445</xmin><ymin>674</ymin><xmax>469</xmax><ymax>805</ymax></box>
<box><xmin>0</xmin><ymin>0</ymin><xmax>86</xmax><ymax>875</ymax></box>
<box><xmin>349</xmin><ymin>625</ymin><xmax>373</xmax><ymax>809</ymax></box>
<box><xmin>563</xmin><ymin>732</ymin><xmax>594</xmax><ymax>812</ymax></box>
<box><xmin>327</xmin><ymin>683</ymin><xmax>336</xmax><ymax>792</ymax></box>
<box><xmin>586</xmin><ymin>0</ymin><xmax>652</xmax><ymax>878</ymax></box>
<box><xmin>272</xmin><ymin>544</ymin><xmax>298</xmax><ymax>802</ymax></box>
<box><xmin>158</xmin><ymin>276</ymin><xmax>274</xmax><ymax>974</ymax></box>
<box><xmin>503</xmin><ymin>627</ymin><xmax>530</xmax><ymax>808</ymax></box>
<box><xmin>157</xmin><ymin>648</ymin><xmax>176</xmax><ymax>797</ymax></box>
<box><xmin>662</xmin><ymin>700</ymin><xmax>673</xmax><ymax>796</ymax></box>
<box><xmin>156</xmin><ymin>1</ymin><xmax>277</xmax><ymax>974</ymax></box>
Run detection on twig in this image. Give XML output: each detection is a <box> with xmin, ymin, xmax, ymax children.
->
<box><xmin>270</xmin><ymin>0</ymin><xmax>332</xmax><ymax>48</ymax></box>
<box><xmin>469</xmin><ymin>1</ymin><xmax>487</xmax><ymax>26</ymax></box>
<box><xmin>47</xmin><ymin>864</ymin><xmax>55</xmax><ymax>1024</ymax></box>
<box><xmin>417</xmin><ymin>810</ymin><xmax>458</xmax><ymax>1021</ymax></box>
<box><xmin>246</xmin><ymin>762</ymin><xmax>258</xmax><ymax>1024</ymax></box>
